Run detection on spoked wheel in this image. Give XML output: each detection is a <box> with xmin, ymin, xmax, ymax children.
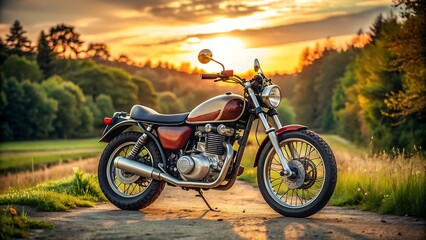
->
<box><xmin>98</xmin><ymin>132</ymin><xmax>165</xmax><ymax>210</ymax></box>
<box><xmin>257</xmin><ymin>130</ymin><xmax>337</xmax><ymax>217</ymax></box>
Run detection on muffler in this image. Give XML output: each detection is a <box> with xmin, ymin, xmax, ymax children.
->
<box><xmin>113</xmin><ymin>143</ymin><xmax>234</xmax><ymax>188</ymax></box>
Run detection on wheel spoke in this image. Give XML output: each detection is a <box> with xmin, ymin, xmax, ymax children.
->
<box><xmin>265</xmin><ymin>137</ymin><xmax>328</xmax><ymax>209</ymax></box>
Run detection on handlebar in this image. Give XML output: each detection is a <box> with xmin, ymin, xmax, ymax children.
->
<box><xmin>201</xmin><ymin>74</ymin><xmax>221</xmax><ymax>79</ymax></box>
<box><xmin>200</xmin><ymin>70</ymin><xmax>247</xmax><ymax>86</ymax></box>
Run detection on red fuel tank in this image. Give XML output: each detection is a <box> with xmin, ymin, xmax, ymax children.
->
<box><xmin>186</xmin><ymin>93</ymin><xmax>246</xmax><ymax>124</ymax></box>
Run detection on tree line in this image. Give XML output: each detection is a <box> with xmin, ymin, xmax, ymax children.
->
<box><xmin>292</xmin><ymin>0</ymin><xmax>425</xmax><ymax>153</ymax></box>
<box><xmin>0</xmin><ymin>20</ymin><xmax>246</xmax><ymax>141</ymax></box>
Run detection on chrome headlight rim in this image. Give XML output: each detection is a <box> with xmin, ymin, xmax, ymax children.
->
<box><xmin>261</xmin><ymin>85</ymin><xmax>281</xmax><ymax>108</ymax></box>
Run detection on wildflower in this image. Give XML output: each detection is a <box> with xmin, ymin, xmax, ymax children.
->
<box><xmin>357</xmin><ymin>188</ymin><xmax>361</xmax><ymax>192</ymax></box>
<box><xmin>8</xmin><ymin>207</ymin><xmax>17</xmax><ymax>216</ymax></box>
<box><xmin>364</xmin><ymin>192</ymin><xmax>368</xmax><ymax>196</ymax></box>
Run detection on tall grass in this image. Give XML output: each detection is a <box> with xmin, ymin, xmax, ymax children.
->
<box><xmin>331</xmin><ymin>150</ymin><xmax>426</xmax><ymax>217</ymax></box>
<box><xmin>0</xmin><ymin>168</ymin><xmax>106</xmax><ymax>211</ymax></box>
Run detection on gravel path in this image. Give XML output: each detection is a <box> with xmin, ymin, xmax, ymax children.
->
<box><xmin>28</xmin><ymin>181</ymin><xmax>425</xmax><ymax>240</ymax></box>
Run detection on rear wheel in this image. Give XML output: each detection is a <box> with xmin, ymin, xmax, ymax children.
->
<box><xmin>257</xmin><ymin>130</ymin><xmax>337</xmax><ymax>217</ymax></box>
<box><xmin>98</xmin><ymin>132</ymin><xmax>165</xmax><ymax>210</ymax></box>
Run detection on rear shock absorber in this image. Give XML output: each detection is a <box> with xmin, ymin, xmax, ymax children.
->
<box><xmin>128</xmin><ymin>125</ymin><xmax>153</xmax><ymax>159</ymax></box>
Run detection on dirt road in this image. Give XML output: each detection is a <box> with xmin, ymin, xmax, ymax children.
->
<box><xmin>28</xmin><ymin>181</ymin><xmax>425</xmax><ymax>240</ymax></box>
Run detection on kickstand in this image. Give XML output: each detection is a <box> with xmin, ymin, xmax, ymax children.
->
<box><xmin>196</xmin><ymin>189</ymin><xmax>220</xmax><ymax>212</ymax></box>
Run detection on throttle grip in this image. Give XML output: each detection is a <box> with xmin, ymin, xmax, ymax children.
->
<box><xmin>201</xmin><ymin>74</ymin><xmax>219</xmax><ymax>79</ymax></box>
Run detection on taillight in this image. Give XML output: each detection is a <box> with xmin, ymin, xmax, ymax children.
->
<box><xmin>104</xmin><ymin>117</ymin><xmax>112</xmax><ymax>126</ymax></box>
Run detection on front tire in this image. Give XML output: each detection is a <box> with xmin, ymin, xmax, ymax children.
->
<box><xmin>257</xmin><ymin>129</ymin><xmax>337</xmax><ymax>217</ymax></box>
<box><xmin>98</xmin><ymin>131</ymin><xmax>165</xmax><ymax>210</ymax></box>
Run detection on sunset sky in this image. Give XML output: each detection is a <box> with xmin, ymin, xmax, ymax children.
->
<box><xmin>0</xmin><ymin>0</ymin><xmax>392</xmax><ymax>73</ymax></box>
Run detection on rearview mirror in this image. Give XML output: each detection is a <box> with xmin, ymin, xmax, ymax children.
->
<box><xmin>198</xmin><ymin>49</ymin><xmax>213</xmax><ymax>64</ymax></box>
<box><xmin>254</xmin><ymin>58</ymin><xmax>263</xmax><ymax>74</ymax></box>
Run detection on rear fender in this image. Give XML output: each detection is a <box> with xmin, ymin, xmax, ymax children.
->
<box><xmin>253</xmin><ymin>124</ymin><xmax>307</xmax><ymax>167</ymax></box>
<box><xmin>99</xmin><ymin>118</ymin><xmax>139</xmax><ymax>143</ymax></box>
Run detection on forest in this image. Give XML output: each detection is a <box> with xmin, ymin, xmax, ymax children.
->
<box><xmin>0</xmin><ymin>0</ymin><xmax>424</xmax><ymax>154</ymax></box>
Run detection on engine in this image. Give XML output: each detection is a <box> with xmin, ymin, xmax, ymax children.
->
<box><xmin>175</xmin><ymin>124</ymin><xmax>236</xmax><ymax>182</ymax></box>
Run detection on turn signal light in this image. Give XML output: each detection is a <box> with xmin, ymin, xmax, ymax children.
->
<box><xmin>104</xmin><ymin>117</ymin><xmax>112</xmax><ymax>126</ymax></box>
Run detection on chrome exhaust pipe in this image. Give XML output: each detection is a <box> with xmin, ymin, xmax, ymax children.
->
<box><xmin>113</xmin><ymin>143</ymin><xmax>234</xmax><ymax>188</ymax></box>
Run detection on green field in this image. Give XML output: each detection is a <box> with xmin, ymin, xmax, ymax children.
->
<box><xmin>0</xmin><ymin>138</ymin><xmax>106</xmax><ymax>173</ymax></box>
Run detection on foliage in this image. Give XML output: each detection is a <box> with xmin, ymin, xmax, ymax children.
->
<box><xmin>5</xmin><ymin>20</ymin><xmax>33</xmax><ymax>58</ymax></box>
<box><xmin>0</xmin><ymin>78</ymin><xmax>57</xmax><ymax>141</ymax></box>
<box><xmin>42</xmin><ymin>75</ymin><xmax>89</xmax><ymax>138</ymax></box>
<box><xmin>132</xmin><ymin>76</ymin><xmax>157</xmax><ymax>108</ymax></box>
<box><xmin>157</xmin><ymin>91</ymin><xmax>184</xmax><ymax>113</ymax></box>
<box><xmin>36</xmin><ymin>30</ymin><xmax>56</xmax><ymax>77</ymax></box>
<box><xmin>295</xmin><ymin>7</ymin><xmax>425</xmax><ymax>153</ymax></box>
<box><xmin>2</xmin><ymin>55</ymin><xmax>43</xmax><ymax>82</ymax></box>
<box><xmin>384</xmin><ymin>0</ymin><xmax>426</xmax><ymax>120</ymax></box>
<box><xmin>276</xmin><ymin>98</ymin><xmax>295</xmax><ymax>124</ymax></box>
<box><xmin>0</xmin><ymin>169</ymin><xmax>106</xmax><ymax>211</ymax></box>
<box><xmin>0</xmin><ymin>207</ymin><xmax>52</xmax><ymax>239</ymax></box>
<box><xmin>86</xmin><ymin>43</ymin><xmax>110</xmax><ymax>60</ymax></box>
<box><xmin>47</xmin><ymin>24</ymin><xmax>83</xmax><ymax>59</ymax></box>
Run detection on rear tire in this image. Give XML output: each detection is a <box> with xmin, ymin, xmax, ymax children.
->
<box><xmin>257</xmin><ymin>130</ymin><xmax>337</xmax><ymax>217</ymax></box>
<box><xmin>98</xmin><ymin>131</ymin><xmax>165</xmax><ymax>210</ymax></box>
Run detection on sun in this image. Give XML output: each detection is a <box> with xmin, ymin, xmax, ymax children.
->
<box><xmin>195</xmin><ymin>37</ymin><xmax>247</xmax><ymax>72</ymax></box>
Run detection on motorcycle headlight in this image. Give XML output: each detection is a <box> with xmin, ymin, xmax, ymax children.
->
<box><xmin>261</xmin><ymin>85</ymin><xmax>281</xmax><ymax>108</ymax></box>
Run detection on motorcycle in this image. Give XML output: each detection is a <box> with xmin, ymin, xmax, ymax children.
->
<box><xmin>98</xmin><ymin>49</ymin><xmax>337</xmax><ymax>218</ymax></box>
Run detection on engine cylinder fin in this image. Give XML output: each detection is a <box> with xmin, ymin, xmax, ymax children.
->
<box><xmin>206</xmin><ymin>133</ymin><xmax>226</xmax><ymax>155</ymax></box>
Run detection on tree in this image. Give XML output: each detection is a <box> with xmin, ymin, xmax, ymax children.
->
<box><xmin>384</xmin><ymin>0</ymin><xmax>426</xmax><ymax>120</ymax></box>
<box><xmin>158</xmin><ymin>91</ymin><xmax>184</xmax><ymax>113</ymax></box>
<box><xmin>95</xmin><ymin>94</ymin><xmax>115</xmax><ymax>127</ymax></box>
<box><xmin>37</xmin><ymin>30</ymin><xmax>56</xmax><ymax>77</ymax></box>
<box><xmin>2</xmin><ymin>55</ymin><xmax>43</xmax><ymax>82</ymax></box>
<box><xmin>0</xmin><ymin>78</ymin><xmax>57</xmax><ymax>140</ymax></box>
<box><xmin>86</xmin><ymin>43</ymin><xmax>110</xmax><ymax>60</ymax></box>
<box><xmin>65</xmin><ymin>64</ymin><xmax>137</xmax><ymax>110</ymax></box>
<box><xmin>42</xmin><ymin>75</ymin><xmax>86</xmax><ymax>138</ymax></box>
<box><xmin>0</xmin><ymin>37</ymin><xmax>8</xmax><ymax>65</ymax></box>
<box><xmin>132</xmin><ymin>76</ymin><xmax>157</xmax><ymax>108</ymax></box>
<box><xmin>118</xmin><ymin>54</ymin><xmax>131</xmax><ymax>64</ymax></box>
<box><xmin>5</xmin><ymin>20</ymin><xmax>33</xmax><ymax>57</ymax></box>
<box><xmin>48</xmin><ymin>24</ymin><xmax>83</xmax><ymax>59</ymax></box>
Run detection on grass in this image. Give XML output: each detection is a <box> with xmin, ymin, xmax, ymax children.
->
<box><xmin>0</xmin><ymin>168</ymin><xmax>106</xmax><ymax>211</ymax></box>
<box><xmin>0</xmin><ymin>151</ymin><xmax>101</xmax><ymax>173</ymax></box>
<box><xmin>0</xmin><ymin>138</ymin><xmax>105</xmax><ymax>173</ymax></box>
<box><xmin>0</xmin><ymin>206</ymin><xmax>52</xmax><ymax>239</ymax></box>
<box><xmin>330</xmin><ymin>150</ymin><xmax>426</xmax><ymax>217</ymax></box>
<box><xmin>0</xmin><ymin>138</ymin><xmax>105</xmax><ymax>153</ymax></box>
<box><xmin>237</xmin><ymin>132</ymin><xmax>426</xmax><ymax>217</ymax></box>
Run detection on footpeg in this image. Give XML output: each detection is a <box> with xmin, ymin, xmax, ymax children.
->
<box><xmin>237</xmin><ymin>166</ymin><xmax>244</xmax><ymax>176</ymax></box>
<box><xmin>196</xmin><ymin>189</ymin><xmax>220</xmax><ymax>212</ymax></box>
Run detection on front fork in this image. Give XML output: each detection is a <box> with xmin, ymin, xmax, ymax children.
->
<box><xmin>246</xmin><ymin>86</ymin><xmax>296</xmax><ymax>177</ymax></box>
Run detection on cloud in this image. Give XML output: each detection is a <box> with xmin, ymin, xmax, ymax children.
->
<box><xmin>133</xmin><ymin>6</ymin><xmax>389</xmax><ymax>49</ymax></box>
<box><xmin>200</xmin><ymin>7</ymin><xmax>389</xmax><ymax>48</ymax></box>
<box><xmin>99</xmin><ymin>0</ymin><xmax>263</xmax><ymax>23</ymax></box>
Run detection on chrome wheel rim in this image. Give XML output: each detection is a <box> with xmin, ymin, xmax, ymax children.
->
<box><xmin>263</xmin><ymin>138</ymin><xmax>326</xmax><ymax>209</ymax></box>
<box><xmin>106</xmin><ymin>142</ymin><xmax>153</xmax><ymax>198</ymax></box>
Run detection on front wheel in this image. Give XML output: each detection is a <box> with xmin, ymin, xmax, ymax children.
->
<box><xmin>257</xmin><ymin>129</ymin><xmax>337</xmax><ymax>217</ymax></box>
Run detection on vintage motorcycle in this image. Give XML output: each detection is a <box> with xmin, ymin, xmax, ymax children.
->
<box><xmin>98</xmin><ymin>49</ymin><xmax>337</xmax><ymax>218</ymax></box>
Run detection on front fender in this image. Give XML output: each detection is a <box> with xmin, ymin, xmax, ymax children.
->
<box><xmin>99</xmin><ymin>119</ymin><xmax>139</xmax><ymax>143</ymax></box>
<box><xmin>253</xmin><ymin>124</ymin><xmax>307</xmax><ymax>167</ymax></box>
